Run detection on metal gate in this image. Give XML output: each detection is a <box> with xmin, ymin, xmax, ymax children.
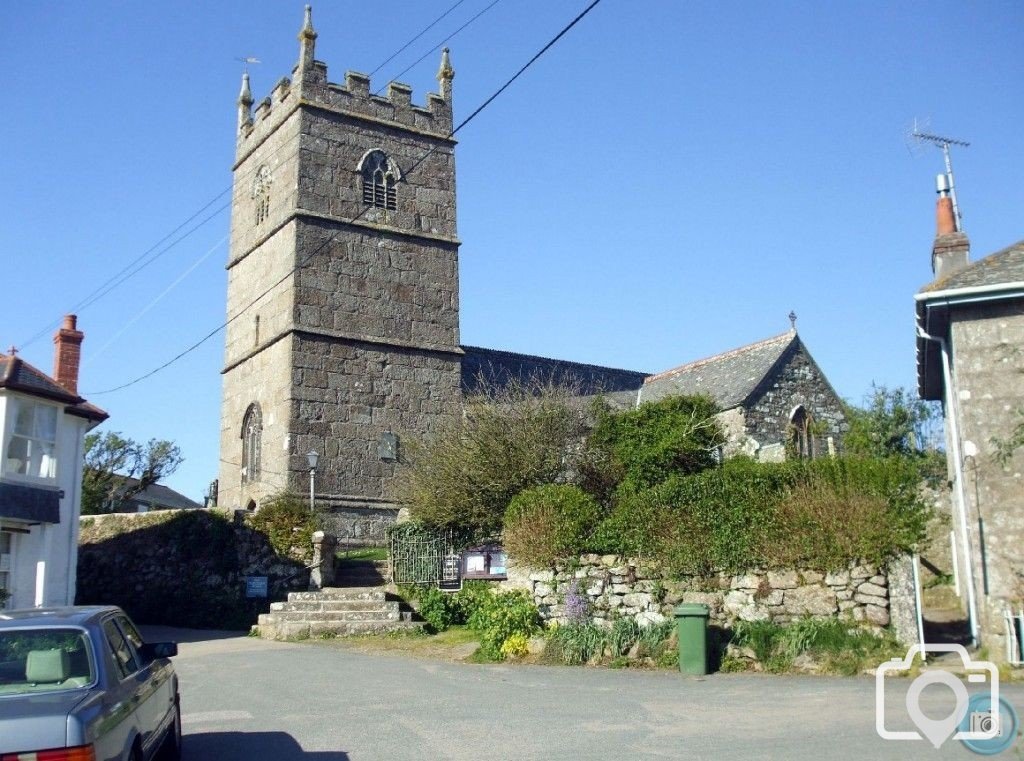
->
<box><xmin>389</xmin><ymin>527</ymin><xmax>460</xmax><ymax>586</ymax></box>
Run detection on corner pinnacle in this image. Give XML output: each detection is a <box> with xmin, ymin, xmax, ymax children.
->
<box><xmin>437</xmin><ymin>47</ymin><xmax>454</xmax><ymax>83</ymax></box>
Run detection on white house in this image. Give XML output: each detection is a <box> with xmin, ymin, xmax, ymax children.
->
<box><xmin>0</xmin><ymin>315</ymin><xmax>106</xmax><ymax>609</ymax></box>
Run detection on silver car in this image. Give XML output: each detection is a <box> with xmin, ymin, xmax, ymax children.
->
<box><xmin>0</xmin><ymin>606</ymin><xmax>181</xmax><ymax>761</ymax></box>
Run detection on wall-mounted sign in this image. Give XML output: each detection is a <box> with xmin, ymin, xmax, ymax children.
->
<box><xmin>245</xmin><ymin>576</ymin><xmax>268</xmax><ymax>598</ymax></box>
<box><xmin>378</xmin><ymin>432</ymin><xmax>399</xmax><ymax>461</ymax></box>
<box><xmin>461</xmin><ymin>545</ymin><xmax>507</xmax><ymax>580</ymax></box>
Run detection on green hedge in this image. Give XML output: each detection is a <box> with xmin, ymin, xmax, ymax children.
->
<box><xmin>503</xmin><ymin>484</ymin><xmax>604</xmax><ymax>567</ymax></box>
<box><xmin>591</xmin><ymin>456</ymin><xmax>929</xmax><ymax>573</ymax></box>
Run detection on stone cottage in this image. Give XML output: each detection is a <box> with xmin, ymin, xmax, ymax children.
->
<box><xmin>916</xmin><ymin>177</ymin><xmax>1024</xmax><ymax>660</ymax></box>
<box><xmin>217</xmin><ymin>9</ymin><xmax>847</xmax><ymax>540</ymax></box>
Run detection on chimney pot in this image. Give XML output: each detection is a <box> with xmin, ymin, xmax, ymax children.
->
<box><xmin>53</xmin><ymin>313</ymin><xmax>85</xmax><ymax>395</ymax></box>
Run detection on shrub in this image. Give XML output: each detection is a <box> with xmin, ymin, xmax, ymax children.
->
<box><xmin>398</xmin><ymin>378</ymin><xmax>590</xmax><ymax>538</ymax></box>
<box><xmin>418</xmin><ymin>587</ymin><xmax>456</xmax><ymax>633</ymax></box>
<box><xmin>450</xmin><ymin>581</ymin><xmax>495</xmax><ymax>624</ymax></box>
<box><xmin>587</xmin><ymin>394</ymin><xmax>724</xmax><ymax>492</ymax></box>
<box><xmin>248</xmin><ymin>492</ymin><xmax>320</xmax><ymax>565</ymax></box>
<box><xmin>504</xmin><ymin>485</ymin><xmax>603</xmax><ymax>567</ymax></box>
<box><xmin>593</xmin><ymin>456</ymin><xmax>929</xmax><ymax>573</ymax></box>
<box><xmin>468</xmin><ymin>589</ymin><xmax>540</xmax><ymax>661</ymax></box>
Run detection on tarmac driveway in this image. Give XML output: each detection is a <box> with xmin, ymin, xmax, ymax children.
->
<box><xmin>142</xmin><ymin>626</ymin><xmax>1023</xmax><ymax>760</ymax></box>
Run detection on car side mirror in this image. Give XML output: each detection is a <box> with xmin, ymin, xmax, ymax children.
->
<box><xmin>140</xmin><ymin>642</ymin><xmax>178</xmax><ymax>660</ymax></box>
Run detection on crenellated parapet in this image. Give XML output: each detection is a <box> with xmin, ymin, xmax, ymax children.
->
<box><xmin>236</xmin><ymin>6</ymin><xmax>453</xmax><ymax>158</ymax></box>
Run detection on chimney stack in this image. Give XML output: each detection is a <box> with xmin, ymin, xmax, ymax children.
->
<box><xmin>931</xmin><ymin>173</ymin><xmax>970</xmax><ymax>280</ymax></box>
<box><xmin>53</xmin><ymin>314</ymin><xmax>84</xmax><ymax>395</ymax></box>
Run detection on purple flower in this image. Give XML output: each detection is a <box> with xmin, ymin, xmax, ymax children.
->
<box><xmin>564</xmin><ymin>579</ymin><xmax>590</xmax><ymax>624</ymax></box>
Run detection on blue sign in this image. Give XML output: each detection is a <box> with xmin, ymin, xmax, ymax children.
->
<box><xmin>245</xmin><ymin>576</ymin><xmax>268</xmax><ymax>598</ymax></box>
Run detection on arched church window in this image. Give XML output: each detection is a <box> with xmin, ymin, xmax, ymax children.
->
<box><xmin>358</xmin><ymin>150</ymin><xmax>399</xmax><ymax>211</ymax></box>
<box><xmin>788</xmin><ymin>406</ymin><xmax>815</xmax><ymax>460</ymax></box>
<box><xmin>252</xmin><ymin>165</ymin><xmax>272</xmax><ymax>225</ymax></box>
<box><xmin>241</xmin><ymin>403</ymin><xmax>262</xmax><ymax>483</ymax></box>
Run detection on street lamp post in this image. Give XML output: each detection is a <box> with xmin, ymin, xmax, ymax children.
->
<box><xmin>306</xmin><ymin>450</ymin><xmax>319</xmax><ymax>511</ymax></box>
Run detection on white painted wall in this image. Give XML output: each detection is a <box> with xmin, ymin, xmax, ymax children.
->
<box><xmin>0</xmin><ymin>391</ymin><xmax>91</xmax><ymax>609</ymax></box>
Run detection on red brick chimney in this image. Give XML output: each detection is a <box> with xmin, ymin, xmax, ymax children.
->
<box><xmin>931</xmin><ymin>174</ymin><xmax>969</xmax><ymax>280</ymax></box>
<box><xmin>53</xmin><ymin>314</ymin><xmax>84</xmax><ymax>395</ymax></box>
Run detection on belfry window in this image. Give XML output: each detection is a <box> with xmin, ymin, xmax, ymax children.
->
<box><xmin>241</xmin><ymin>403</ymin><xmax>262</xmax><ymax>483</ymax></box>
<box><xmin>359</xmin><ymin>150</ymin><xmax>398</xmax><ymax>211</ymax></box>
<box><xmin>252</xmin><ymin>166</ymin><xmax>272</xmax><ymax>225</ymax></box>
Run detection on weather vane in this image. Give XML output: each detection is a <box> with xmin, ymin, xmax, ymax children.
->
<box><xmin>235</xmin><ymin>56</ymin><xmax>261</xmax><ymax>73</ymax></box>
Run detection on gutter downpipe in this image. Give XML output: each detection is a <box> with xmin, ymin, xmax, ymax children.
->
<box><xmin>917</xmin><ymin>321</ymin><xmax>980</xmax><ymax>647</ymax></box>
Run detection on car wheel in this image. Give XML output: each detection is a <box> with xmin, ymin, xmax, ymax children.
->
<box><xmin>159</xmin><ymin>698</ymin><xmax>183</xmax><ymax>761</ymax></box>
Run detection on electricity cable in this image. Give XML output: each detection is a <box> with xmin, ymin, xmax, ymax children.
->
<box><xmin>84</xmin><ymin>0</ymin><xmax>606</xmax><ymax>396</ymax></box>
<box><xmin>19</xmin><ymin>4</ymin><xmax>484</xmax><ymax>350</ymax></box>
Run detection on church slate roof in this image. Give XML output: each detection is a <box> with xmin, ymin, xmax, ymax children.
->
<box><xmin>460</xmin><ymin>346</ymin><xmax>648</xmax><ymax>397</ymax></box>
<box><xmin>919</xmin><ymin>239</ymin><xmax>1024</xmax><ymax>293</ymax></box>
<box><xmin>640</xmin><ymin>331</ymin><xmax>797</xmax><ymax>410</ymax></box>
<box><xmin>0</xmin><ymin>354</ymin><xmax>108</xmax><ymax>422</ymax></box>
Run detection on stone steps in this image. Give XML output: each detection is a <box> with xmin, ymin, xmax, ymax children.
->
<box><xmin>256</xmin><ymin>584</ymin><xmax>421</xmax><ymax>640</ymax></box>
<box><xmin>335</xmin><ymin>560</ymin><xmax>390</xmax><ymax>587</ymax></box>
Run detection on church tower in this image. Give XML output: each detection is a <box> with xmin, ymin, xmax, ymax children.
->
<box><xmin>219</xmin><ymin>7</ymin><xmax>461</xmax><ymax>521</ymax></box>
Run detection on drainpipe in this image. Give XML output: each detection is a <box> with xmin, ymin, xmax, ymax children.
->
<box><xmin>917</xmin><ymin>323</ymin><xmax>979</xmax><ymax>646</ymax></box>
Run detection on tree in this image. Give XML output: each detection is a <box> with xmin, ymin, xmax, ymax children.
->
<box><xmin>844</xmin><ymin>384</ymin><xmax>941</xmax><ymax>458</ymax></box>
<box><xmin>81</xmin><ymin>432</ymin><xmax>183</xmax><ymax>515</ymax></box>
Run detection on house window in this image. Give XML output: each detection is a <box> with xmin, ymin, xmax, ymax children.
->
<box><xmin>241</xmin><ymin>403</ymin><xmax>262</xmax><ymax>484</ymax></box>
<box><xmin>252</xmin><ymin>165</ymin><xmax>272</xmax><ymax>225</ymax></box>
<box><xmin>0</xmin><ymin>531</ymin><xmax>12</xmax><ymax>609</ymax></box>
<box><xmin>359</xmin><ymin>150</ymin><xmax>398</xmax><ymax>211</ymax></box>
<box><xmin>788</xmin><ymin>406</ymin><xmax>815</xmax><ymax>460</ymax></box>
<box><xmin>5</xmin><ymin>399</ymin><xmax>58</xmax><ymax>479</ymax></box>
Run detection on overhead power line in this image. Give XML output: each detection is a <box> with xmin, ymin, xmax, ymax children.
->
<box><xmin>20</xmin><ymin>3</ymin><xmax>490</xmax><ymax>351</ymax></box>
<box><xmin>85</xmin><ymin>0</ymin><xmax>605</xmax><ymax>396</ymax></box>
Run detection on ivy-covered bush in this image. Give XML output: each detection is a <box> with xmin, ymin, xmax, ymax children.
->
<box><xmin>587</xmin><ymin>394</ymin><xmax>724</xmax><ymax>492</ymax></box>
<box><xmin>247</xmin><ymin>492</ymin><xmax>321</xmax><ymax>565</ymax></box>
<box><xmin>503</xmin><ymin>484</ymin><xmax>604</xmax><ymax>567</ymax></box>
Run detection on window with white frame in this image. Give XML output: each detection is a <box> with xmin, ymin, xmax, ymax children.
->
<box><xmin>5</xmin><ymin>399</ymin><xmax>58</xmax><ymax>479</ymax></box>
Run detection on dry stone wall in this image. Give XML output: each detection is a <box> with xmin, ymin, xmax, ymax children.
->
<box><xmin>514</xmin><ymin>554</ymin><xmax>902</xmax><ymax>635</ymax></box>
<box><xmin>77</xmin><ymin>509</ymin><xmax>308</xmax><ymax>629</ymax></box>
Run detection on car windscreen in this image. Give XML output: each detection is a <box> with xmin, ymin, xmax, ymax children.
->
<box><xmin>0</xmin><ymin>628</ymin><xmax>95</xmax><ymax>695</ymax></box>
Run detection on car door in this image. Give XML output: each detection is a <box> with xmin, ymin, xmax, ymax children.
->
<box><xmin>93</xmin><ymin>618</ymin><xmax>144</xmax><ymax>761</ymax></box>
<box><xmin>113</xmin><ymin>613</ymin><xmax>175</xmax><ymax>755</ymax></box>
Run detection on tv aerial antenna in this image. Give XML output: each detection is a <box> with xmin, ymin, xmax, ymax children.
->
<box><xmin>909</xmin><ymin>118</ymin><xmax>970</xmax><ymax>232</ymax></box>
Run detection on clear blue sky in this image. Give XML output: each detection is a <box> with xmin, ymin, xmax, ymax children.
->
<box><xmin>3</xmin><ymin>1</ymin><xmax>1022</xmax><ymax>502</ymax></box>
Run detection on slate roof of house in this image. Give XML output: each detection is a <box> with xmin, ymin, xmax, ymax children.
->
<box><xmin>919</xmin><ymin>239</ymin><xmax>1024</xmax><ymax>293</ymax></box>
<box><xmin>0</xmin><ymin>354</ymin><xmax>107</xmax><ymax>422</ymax></box>
<box><xmin>461</xmin><ymin>345</ymin><xmax>648</xmax><ymax>396</ymax></box>
<box><xmin>641</xmin><ymin>331</ymin><xmax>798</xmax><ymax>410</ymax></box>
<box><xmin>119</xmin><ymin>478</ymin><xmax>202</xmax><ymax>511</ymax></box>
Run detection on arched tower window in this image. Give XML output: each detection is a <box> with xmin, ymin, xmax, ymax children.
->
<box><xmin>788</xmin><ymin>406</ymin><xmax>815</xmax><ymax>460</ymax></box>
<box><xmin>358</xmin><ymin>150</ymin><xmax>400</xmax><ymax>211</ymax></box>
<box><xmin>241</xmin><ymin>403</ymin><xmax>262</xmax><ymax>483</ymax></box>
<box><xmin>252</xmin><ymin>166</ymin><xmax>272</xmax><ymax>225</ymax></box>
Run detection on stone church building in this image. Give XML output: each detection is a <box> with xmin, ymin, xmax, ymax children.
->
<box><xmin>218</xmin><ymin>9</ymin><xmax>846</xmax><ymax>538</ymax></box>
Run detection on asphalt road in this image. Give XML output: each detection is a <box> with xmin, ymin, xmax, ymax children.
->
<box><xmin>141</xmin><ymin>626</ymin><xmax>1023</xmax><ymax>761</ymax></box>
